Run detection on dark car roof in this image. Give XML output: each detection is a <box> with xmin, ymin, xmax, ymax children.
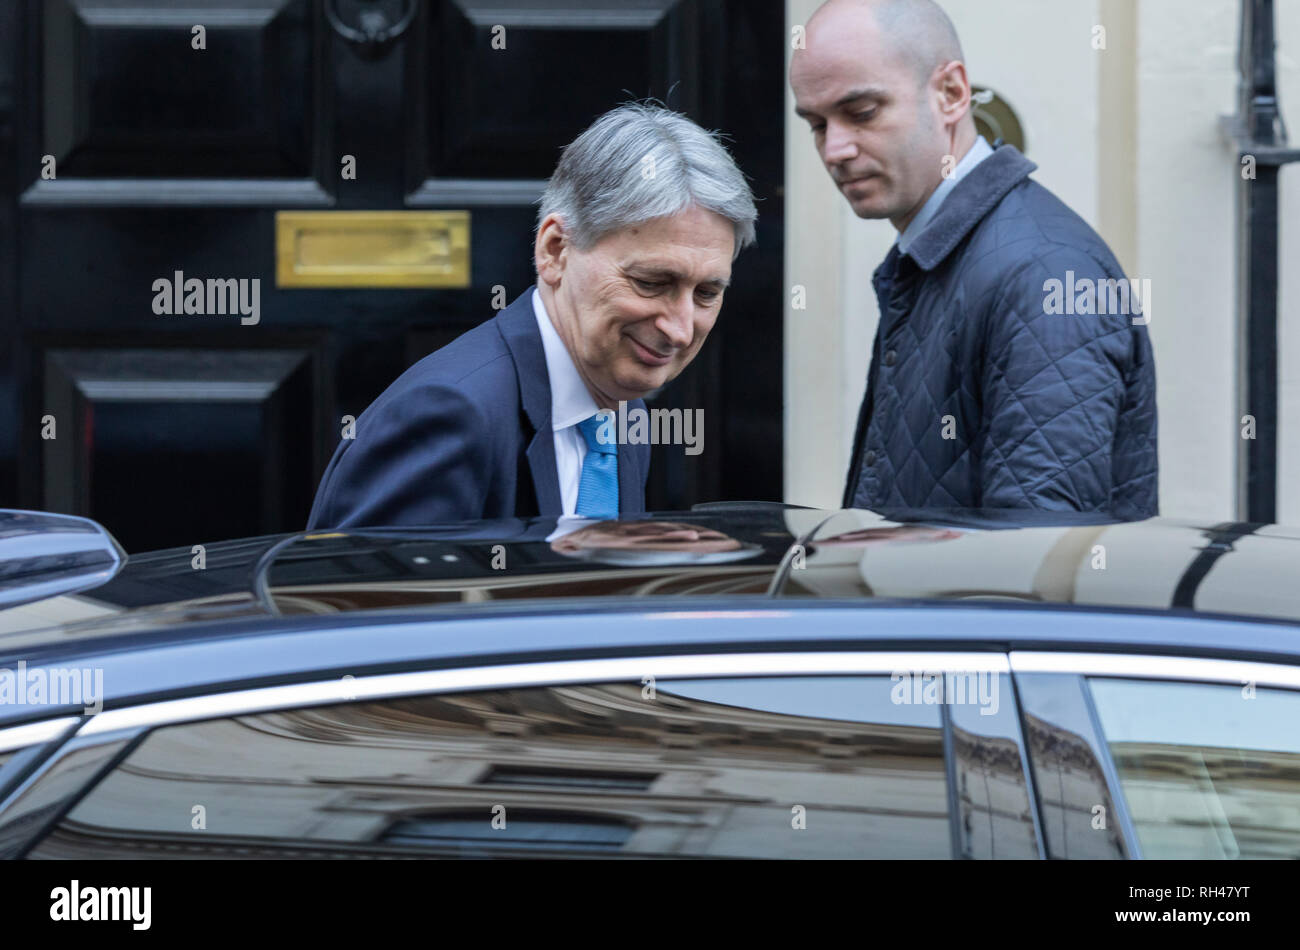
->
<box><xmin>3</xmin><ymin>505</ymin><xmax>1300</xmax><ymax>649</ymax></box>
<box><xmin>1</xmin><ymin>505</ymin><xmax>1300</xmax><ymax>728</ymax></box>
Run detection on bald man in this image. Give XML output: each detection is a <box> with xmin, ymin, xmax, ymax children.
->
<box><xmin>791</xmin><ymin>0</ymin><xmax>1157</xmax><ymax>519</ymax></box>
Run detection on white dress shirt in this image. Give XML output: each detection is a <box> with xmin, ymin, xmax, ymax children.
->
<box><xmin>897</xmin><ymin>135</ymin><xmax>994</xmax><ymax>256</ymax></box>
<box><xmin>533</xmin><ymin>288</ymin><xmax>599</xmax><ymax>516</ymax></box>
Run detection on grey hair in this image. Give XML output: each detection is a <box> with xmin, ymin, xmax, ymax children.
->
<box><xmin>536</xmin><ymin>103</ymin><xmax>757</xmax><ymax>259</ymax></box>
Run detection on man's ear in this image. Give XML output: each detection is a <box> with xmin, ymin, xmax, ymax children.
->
<box><xmin>534</xmin><ymin>213</ymin><xmax>569</xmax><ymax>288</ymax></box>
<box><xmin>934</xmin><ymin>60</ymin><xmax>972</xmax><ymax>128</ymax></box>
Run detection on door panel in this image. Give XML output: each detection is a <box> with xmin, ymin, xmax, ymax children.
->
<box><xmin>426</xmin><ymin>0</ymin><xmax>685</xmax><ymax>180</ymax></box>
<box><xmin>39</xmin><ymin>0</ymin><xmax>315</xmax><ymax>178</ymax></box>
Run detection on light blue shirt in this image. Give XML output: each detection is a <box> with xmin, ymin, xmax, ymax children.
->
<box><xmin>897</xmin><ymin>135</ymin><xmax>994</xmax><ymax>256</ymax></box>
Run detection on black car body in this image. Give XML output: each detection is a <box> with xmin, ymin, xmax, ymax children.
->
<box><xmin>0</xmin><ymin>504</ymin><xmax>1297</xmax><ymax>859</ymax></box>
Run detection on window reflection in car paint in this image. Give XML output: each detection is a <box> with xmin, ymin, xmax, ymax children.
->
<box><xmin>28</xmin><ymin>677</ymin><xmax>968</xmax><ymax>859</ymax></box>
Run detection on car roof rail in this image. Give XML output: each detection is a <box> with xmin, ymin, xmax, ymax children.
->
<box><xmin>0</xmin><ymin>509</ymin><xmax>127</xmax><ymax>609</ymax></box>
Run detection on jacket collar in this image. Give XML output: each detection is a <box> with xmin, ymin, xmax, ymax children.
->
<box><xmin>904</xmin><ymin>144</ymin><xmax>1038</xmax><ymax>272</ymax></box>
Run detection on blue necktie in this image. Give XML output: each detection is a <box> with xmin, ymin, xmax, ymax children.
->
<box><xmin>575</xmin><ymin>413</ymin><xmax>619</xmax><ymax>517</ymax></box>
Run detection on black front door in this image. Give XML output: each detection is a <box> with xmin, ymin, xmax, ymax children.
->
<box><xmin>0</xmin><ymin>0</ymin><xmax>784</xmax><ymax>553</ymax></box>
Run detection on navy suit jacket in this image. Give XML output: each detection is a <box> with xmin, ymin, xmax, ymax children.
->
<box><xmin>306</xmin><ymin>288</ymin><xmax>651</xmax><ymax>529</ymax></box>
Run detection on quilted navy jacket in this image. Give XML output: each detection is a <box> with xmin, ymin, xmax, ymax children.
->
<box><xmin>844</xmin><ymin>144</ymin><xmax>1158</xmax><ymax>520</ymax></box>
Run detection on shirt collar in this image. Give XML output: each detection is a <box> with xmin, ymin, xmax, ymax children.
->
<box><xmin>532</xmin><ymin>288</ymin><xmax>599</xmax><ymax>432</ymax></box>
<box><xmin>897</xmin><ymin>135</ymin><xmax>994</xmax><ymax>256</ymax></box>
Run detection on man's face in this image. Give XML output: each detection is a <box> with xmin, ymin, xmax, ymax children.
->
<box><xmin>539</xmin><ymin>205</ymin><xmax>734</xmax><ymax>406</ymax></box>
<box><xmin>790</xmin><ymin>8</ymin><xmax>949</xmax><ymax>227</ymax></box>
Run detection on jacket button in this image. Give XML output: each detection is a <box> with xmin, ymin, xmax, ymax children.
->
<box><xmin>864</xmin><ymin>450</ymin><xmax>877</xmax><ymax>466</ymax></box>
<box><xmin>883</xmin><ymin>349</ymin><xmax>897</xmax><ymax>367</ymax></box>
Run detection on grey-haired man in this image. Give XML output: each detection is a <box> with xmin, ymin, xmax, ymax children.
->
<box><xmin>307</xmin><ymin>104</ymin><xmax>757</xmax><ymax>530</ymax></box>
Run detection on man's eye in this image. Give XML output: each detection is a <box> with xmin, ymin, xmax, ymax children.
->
<box><xmin>853</xmin><ymin>109</ymin><xmax>876</xmax><ymax>122</ymax></box>
<box><xmin>696</xmin><ymin>288</ymin><xmax>721</xmax><ymax>303</ymax></box>
<box><xmin>810</xmin><ymin>124</ymin><xmax>825</xmax><ymax>135</ymax></box>
<box><xmin>633</xmin><ymin>278</ymin><xmax>665</xmax><ymax>292</ymax></box>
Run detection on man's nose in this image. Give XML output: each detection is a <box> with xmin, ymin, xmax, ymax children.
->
<box><xmin>822</xmin><ymin>120</ymin><xmax>857</xmax><ymax>166</ymax></box>
<box><xmin>656</xmin><ymin>294</ymin><xmax>695</xmax><ymax>349</ymax></box>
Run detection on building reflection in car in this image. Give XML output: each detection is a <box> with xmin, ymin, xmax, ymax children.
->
<box><xmin>32</xmin><ymin>677</ymin><xmax>996</xmax><ymax>859</ymax></box>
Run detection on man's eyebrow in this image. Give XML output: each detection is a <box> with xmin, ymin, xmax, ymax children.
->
<box><xmin>795</xmin><ymin>87</ymin><xmax>889</xmax><ymax>120</ymax></box>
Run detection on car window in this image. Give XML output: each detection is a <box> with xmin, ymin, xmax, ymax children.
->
<box><xmin>1089</xmin><ymin>677</ymin><xmax>1300</xmax><ymax>859</ymax></box>
<box><xmin>0</xmin><ymin>716</ymin><xmax>88</xmax><ymax>841</ymax></box>
<box><xmin>25</xmin><ymin>676</ymin><xmax>976</xmax><ymax>859</ymax></box>
<box><xmin>0</xmin><ymin>736</ymin><xmax>133</xmax><ymax>859</ymax></box>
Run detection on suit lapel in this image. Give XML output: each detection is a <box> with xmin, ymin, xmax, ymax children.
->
<box><xmin>497</xmin><ymin>287</ymin><xmax>563</xmax><ymax>517</ymax></box>
<box><xmin>616</xmin><ymin>441</ymin><xmax>639</xmax><ymax>514</ymax></box>
<box><xmin>617</xmin><ymin>398</ymin><xmax>646</xmax><ymax>514</ymax></box>
<box><xmin>525</xmin><ymin>428</ymin><xmax>562</xmax><ymax>516</ymax></box>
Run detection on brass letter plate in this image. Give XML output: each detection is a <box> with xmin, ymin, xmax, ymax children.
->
<box><xmin>276</xmin><ymin>210</ymin><xmax>470</xmax><ymax>288</ymax></box>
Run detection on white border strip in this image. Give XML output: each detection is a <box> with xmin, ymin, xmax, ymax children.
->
<box><xmin>1011</xmin><ymin>652</ymin><xmax>1300</xmax><ymax>690</ymax></box>
<box><xmin>0</xmin><ymin>717</ymin><xmax>80</xmax><ymax>754</ymax></box>
<box><xmin>79</xmin><ymin>651</ymin><xmax>1011</xmax><ymax>736</ymax></box>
